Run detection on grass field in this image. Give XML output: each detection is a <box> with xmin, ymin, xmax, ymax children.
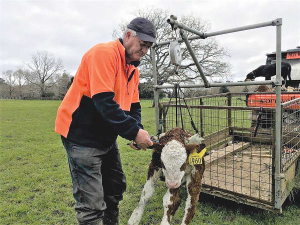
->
<box><xmin>1</xmin><ymin>99</ymin><xmax>300</xmax><ymax>225</ymax></box>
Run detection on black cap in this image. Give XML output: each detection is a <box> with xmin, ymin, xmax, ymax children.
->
<box><xmin>127</xmin><ymin>17</ymin><xmax>156</xmax><ymax>43</ymax></box>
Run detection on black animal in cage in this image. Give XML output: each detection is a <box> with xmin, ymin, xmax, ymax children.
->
<box><xmin>245</xmin><ymin>62</ymin><xmax>292</xmax><ymax>87</ymax></box>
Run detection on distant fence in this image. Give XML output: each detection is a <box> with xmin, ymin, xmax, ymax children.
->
<box><xmin>1</xmin><ymin>97</ymin><xmax>157</xmax><ymax>101</ymax></box>
<box><xmin>0</xmin><ymin>96</ymin><xmax>63</xmax><ymax>100</ymax></box>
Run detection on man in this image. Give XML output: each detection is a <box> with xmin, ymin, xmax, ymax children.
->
<box><xmin>55</xmin><ymin>17</ymin><xmax>156</xmax><ymax>225</ymax></box>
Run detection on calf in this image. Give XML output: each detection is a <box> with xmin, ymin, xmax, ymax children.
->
<box><xmin>128</xmin><ymin>127</ymin><xmax>206</xmax><ymax>225</ymax></box>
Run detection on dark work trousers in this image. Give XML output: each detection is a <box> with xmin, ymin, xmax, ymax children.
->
<box><xmin>61</xmin><ymin>137</ymin><xmax>126</xmax><ymax>224</ymax></box>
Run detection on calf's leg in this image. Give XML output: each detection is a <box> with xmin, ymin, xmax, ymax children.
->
<box><xmin>161</xmin><ymin>188</ymin><xmax>181</xmax><ymax>225</ymax></box>
<box><xmin>128</xmin><ymin>169</ymin><xmax>161</xmax><ymax>225</ymax></box>
<box><xmin>181</xmin><ymin>175</ymin><xmax>202</xmax><ymax>225</ymax></box>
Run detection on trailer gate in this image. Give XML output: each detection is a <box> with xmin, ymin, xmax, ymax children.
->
<box><xmin>158</xmin><ymin>93</ymin><xmax>300</xmax><ymax>211</ymax></box>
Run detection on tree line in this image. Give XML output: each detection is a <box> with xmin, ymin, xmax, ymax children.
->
<box><xmin>1</xmin><ymin>51</ymin><xmax>71</xmax><ymax>99</ymax></box>
<box><xmin>1</xmin><ymin>8</ymin><xmax>231</xmax><ymax>100</ymax></box>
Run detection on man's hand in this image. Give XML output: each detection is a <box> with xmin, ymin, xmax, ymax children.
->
<box><xmin>129</xmin><ymin>142</ymin><xmax>141</xmax><ymax>150</ymax></box>
<box><xmin>134</xmin><ymin>129</ymin><xmax>153</xmax><ymax>150</ymax></box>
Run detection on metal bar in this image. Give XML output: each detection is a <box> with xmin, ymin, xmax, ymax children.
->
<box><xmin>228</xmin><ymin>93</ymin><xmax>232</xmax><ymax>134</ymax></box>
<box><xmin>160</xmin><ymin>93</ymin><xmax>229</xmax><ymax>103</ymax></box>
<box><xmin>175</xmin><ymin>84</ymin><xmax>178</xmax><ymax>127</ymax></box>
<box><xmin>200</xmin><ymin>98</ymin><xmax>204</xmax><ymax>137</ymax></box>
<box><xmin>283</xmin><ymin>133</ymin><xmax>300</xmax><ymax>144</ymax></box>
<box><xmin>154</xmin><ymin>80</ymin><xmax>274</xmax><ymax>90</ymax></box>
<box><xmin>205</xmin><ymin>20</ymin><xmax>276</xmax><ymax>38</ymax></box>
<box><xmin>168</xmin><ymin>17</ymin><xmax>205</xmax><ymax>38</ymax></box>
<box><xmin>155</xmin><ymin>18</ymin><xmax>278</xmax><ymax>48</ymax></box>
<box><xmin>162</xmin><ymin>105</ymin><xmax>275</xmax><ymax>111</ymax></box>
<box><xmin>281</xmin><ymin>97</ymin><xmax>300</xmax><ymax>107</ymax></box>
<box><xmin>153</xmin><ymin>35</ymin><xmax>202</xmax><ymax>47</ymax></box>
<box><xmin>274</xmin><ymin>18</ymin><xmax>282</xmax><ymax>211</ymax></box>
<box><xmin>231</xmin><ymin>92</ymin><xmax>300</xmax><ymax>95</ymax></box>
<box><xmin>180</xmin><ymin>29</ymin><xmax>210</xmax><ymax>87</ymax></box>
<box><xmin>151</xmin><ymin>47</ymin><xmax>160</xmax><ymax>134</ymax></box>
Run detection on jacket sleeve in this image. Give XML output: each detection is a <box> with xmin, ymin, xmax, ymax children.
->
<box><xmin>93</xmin><ymin>92</ymin><xmax>140</xmax><ymax>141</ymax></box>
<box><xmin>130</xmin><ymin>102</ymin><xmax>144</xmax><ymax>129</ymax></box>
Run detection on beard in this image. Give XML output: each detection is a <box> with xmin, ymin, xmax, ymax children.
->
<box><xmin>125</xmin><ymin>50</ymin><xmax>143</xmax><ymax>63</ymax></box>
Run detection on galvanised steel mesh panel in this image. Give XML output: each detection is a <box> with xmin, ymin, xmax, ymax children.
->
<box><xmin>281</xmin><ymin>97</ymin><xmax>300</xmax><ymax>172</ymax></box>
<box><xmin>159</xmin><ymin>93</ymin><xmax>275</xmax><ymax>204</ymax></box>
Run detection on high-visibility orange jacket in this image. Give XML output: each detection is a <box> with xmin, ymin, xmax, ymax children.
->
<box><xmin>55</xmin><ymin>39</ymin><xmax>143</xmax><ymax>148</ymax></box>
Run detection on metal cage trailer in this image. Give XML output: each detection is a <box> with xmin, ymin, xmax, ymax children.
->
<box><xmin>158</xmin><ymin>92</ymin><xmax>300</xmax><ymax>212</ymax></box>
<box><xmin>150</xmin><ymin>15</ymin><xmax>300</xmax><ymax>212</ymax></box>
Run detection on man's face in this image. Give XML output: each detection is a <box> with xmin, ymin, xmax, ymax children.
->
<box><xmin>124</xmin><ymin>33</ymin><xmax>152</xmax><ymax>62</ymax></box>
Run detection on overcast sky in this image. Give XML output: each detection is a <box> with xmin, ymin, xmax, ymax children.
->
<box><xmin>1</xmin><ymin>0</ymin><xmax>299</xmax><ymax>82</ymax></box>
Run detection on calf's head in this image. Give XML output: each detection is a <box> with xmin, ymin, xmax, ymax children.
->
<box><xmin>152</xmin><ymin>141</ymin><xmax>205</xmax><ymax>189</ymax></box>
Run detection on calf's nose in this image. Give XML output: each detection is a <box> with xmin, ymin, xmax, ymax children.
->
<box><xmin>167</xmin><ymin>182</ymin><xmax>179</xmax><ymax>189</ymax></box>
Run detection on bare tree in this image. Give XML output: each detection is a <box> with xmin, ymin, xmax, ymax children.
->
<box><xmin>113</xmin><ymin>7</ymin><xmax>231</xmax><ymax>88</ymax></box>
<box><xmin>13</xmin><ymin>68</ymin><xmax>27</xmax><ymax>99</ymax></box>
<box><xmin>25</xmin><ymin>51</ymin><xmax>63</xmax><ymax>97</ymax></box>
<box><xmin>2</xmin><ymin>70</ymin><xmax>16</xmax><ymax>98</ymax></box>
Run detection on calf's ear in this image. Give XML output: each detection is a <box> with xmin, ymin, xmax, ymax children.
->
<box><xmin>185</xmin><ymin>144</ymin><xmax>198</xmax><ymax>155</ymax></box>
<box><xmin>185</xmin><ymin>143</ymin><xmax>206</xmax><ymax>154</ymax></box>
<box><xmin>152</xmin><ymin>142</ymin><xmax>164</xmax><ymax>153</ymax></box>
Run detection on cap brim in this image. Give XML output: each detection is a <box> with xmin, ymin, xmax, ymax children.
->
<box><xmin>136</xmin><ymin>32</ymin><xmax>156</xmax><ymax>43</ymax></box>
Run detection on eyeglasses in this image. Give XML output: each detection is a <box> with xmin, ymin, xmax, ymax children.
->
<box><xmin>138</xmin><ymin>40</ymin><xmax>152</xmax><ymax>51</ymax></box>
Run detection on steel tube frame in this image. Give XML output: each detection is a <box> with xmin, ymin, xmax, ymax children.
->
<box><xmin>151</xmin><ymin>47</ymin><xmax>160</xmax><ymax>134</ymax></box>
<box><xmin>167</xmin><ymin>17</ymin><xmax>206</xmax><ymax>38</ymax></box>
<box><xmin>274</xmin><ymin>18</ymin><xmax>282</xmax><ymax>212</ymax></box>
<box><xmin>180</xmin><ymin>29</ymin><xmax>210</xmax><ymax>87</ymax></box>
<box><xmin>163</xmin><ymin>17</ymin><xmax>281</xmax><ymax>90</ymax></box>
<box><xmin>152</xmin><ymin>17</ymin><xmax>281</xmax><ymax>128</ymax></box>
<box><xmin>151</xmin><ymin>17</ymin><xmax>284</xmax><ymax>211</ymax></box>
<box><xmin>204</xmin><ymin>20</ymin><xmax>276</xmax><ymax>38</ymax></box>
<box><xmin>154</xmin><ymin>80</ymin><xmax>274</xmax><ymax>90</ymax></box>
<box><xmin>154</xmin><ymin>19</ymin><xmax>278</xmax><ymax>47</ymax></box>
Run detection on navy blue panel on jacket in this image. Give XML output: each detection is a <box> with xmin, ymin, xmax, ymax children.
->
<box><xmin>67</xmin><ymin>92</ymin><xmax>141</xmax><ymax>148</ymax></box>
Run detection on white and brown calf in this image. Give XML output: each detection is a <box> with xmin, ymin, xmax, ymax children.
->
<box><xmin>128</xmin><ymin>127</ymin><xmax>205</xmax><ymax>225</ymax></box>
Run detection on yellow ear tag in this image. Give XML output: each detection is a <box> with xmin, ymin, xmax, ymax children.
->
<box><xmin>188</xmin><ymin>148</ymin><xmax>206</xmax><ymax>165</ymax></box>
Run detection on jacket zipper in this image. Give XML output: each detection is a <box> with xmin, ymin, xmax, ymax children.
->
<box><xmin>127</xmin><ymin>69</ymin><xmax>135</xmax><ymax>95</ymax></box>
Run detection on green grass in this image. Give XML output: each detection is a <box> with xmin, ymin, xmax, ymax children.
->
<box><xmin>1</xmin><ymin>99</ymin><xmax>300</xmax><ymax>225</ymax></box>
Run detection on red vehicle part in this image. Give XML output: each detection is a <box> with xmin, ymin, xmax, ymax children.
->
<box><xmin>247</xmin><ymin>94</ymin><xmax>300</xmax><ymax>109</ymax></box>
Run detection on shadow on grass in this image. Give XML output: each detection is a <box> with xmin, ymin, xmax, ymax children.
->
<box><xmin>198</xmin><ymin>190</ymin><xmax>300</xmax><ymax>216</ymax></box>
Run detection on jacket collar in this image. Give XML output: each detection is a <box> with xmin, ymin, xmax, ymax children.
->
<box><xmin>118</xmin><ymin>38</ymin><xmax>140</xmax><ymax>67</ymax></box>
